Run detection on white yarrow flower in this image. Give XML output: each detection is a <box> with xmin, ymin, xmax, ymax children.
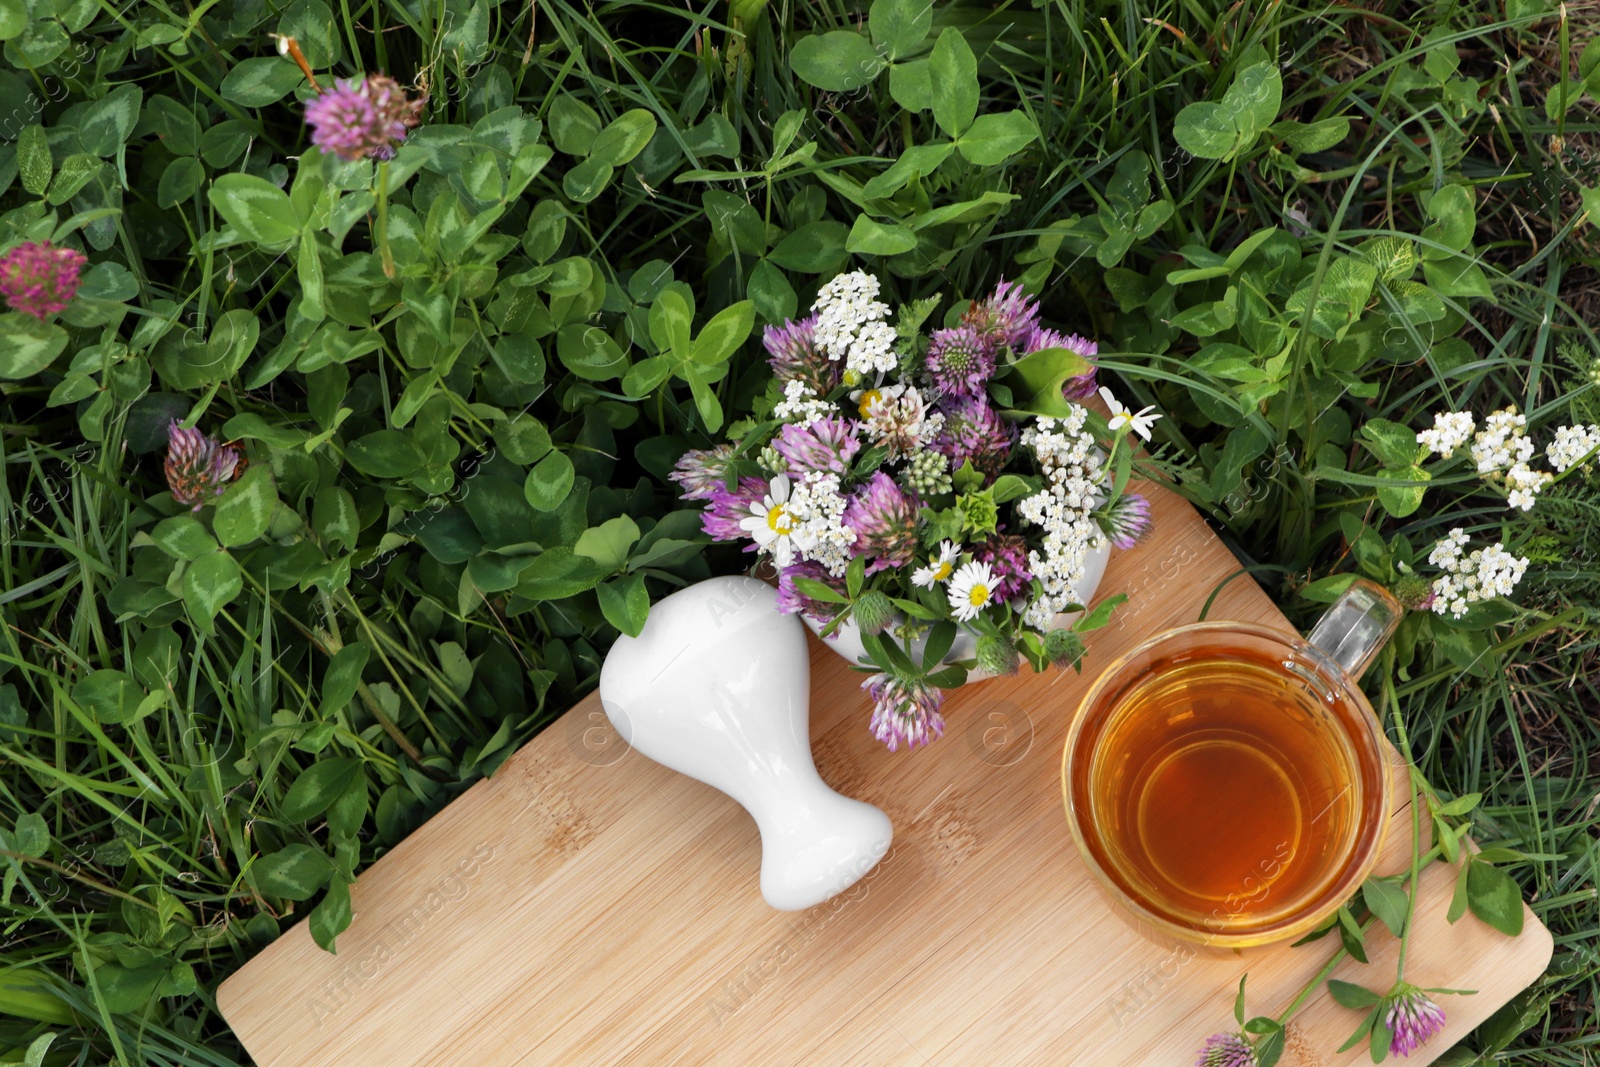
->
<box><xmin>773</xmin><ymin>379</ymin><xmax>836</xmax><ymax>424</ymax></box>
<box><xmin>1505</xmin><ymin>462</ymin><xmax>1552</xmax><ymax>511</ymax></box>
<box><xmin>1426</xmin><ymin>529</ymin><xmax>1529</xmax><ymax>619</ymax></box>
<box><xmin>946</xmin><ymin>560</ymin><xmax>997</xmax><ymax>622</ymax></box>
<box><xmin>1546</xmin><ymin>423</ymin><xmax>1600</xmax><ymax>472</ymax></box>
<box><xmin>1416</xmin><ymin>410</ymin><xmax>1475</xmax><ymax>458</ymax></box>
<box><xmin>912</xmin><ymin>541</ymin><xmax>961</xmax><ymax>588</ymax></box>
<box><xmin>1469</xmin><ymin>407</ymin><xmax>1534</xmax><ymax>474</ymax></box>
<box><xmin>811</xmin><ymin>270</ymin><xmax>896</xmax><ymax>378</ymax></box>
<box><xmin>1098</xmin><ymin>386</ymin><xmax>1162</xmax><ymax>441</ymax></box>
<box><xmin>785</xmin><ymin>471</ymin><xmax>856</xmax><ymax>576</ymax></box>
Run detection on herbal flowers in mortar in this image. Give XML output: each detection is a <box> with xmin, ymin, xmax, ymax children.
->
<box><xmin>671</xmin><ymin>271</ymin><xmax>1162</xmax><ymax>752</ymax></box>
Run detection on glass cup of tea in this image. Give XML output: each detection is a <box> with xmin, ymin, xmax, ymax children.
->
<box><xmin>1062</xmin><ymin>579</ymin><xmax>1404</xmax><ymax>950</ymax></box>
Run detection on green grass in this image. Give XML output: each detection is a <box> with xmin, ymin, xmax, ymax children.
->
<box><xmin>0</xmin><ymin>0</ymin><xmax>1596</xmax><ymax>1062</ymax></box>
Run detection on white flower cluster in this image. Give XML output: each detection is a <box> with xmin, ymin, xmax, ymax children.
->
<box><xmin>1546</xmin><ymin>423</ymin><xmax>1600</xmax><ymax>472</ymax></box>
<box><xmin>1416</xmin><ymin>411</ymin><xmax>1474</xmax><ymax>458</ymax></box>
<box><xmin>1469</xmin><ymin>408</ymin><xmax>1534</xmax><ymax>473</ymax></box>
<box><xmin>772</xmin><ymin>379</ymin><xmax>835</xmax><ymax>424</ymax></box>
<box><xmin>786</xmin><ymin>471</ymin><xmax>856</xmax><ymax>576</ymax></box>
<box><xmin>1505</xmin><ymin>462</ymin><xmax>1553</xmax><ymax>511</ymax></box>
<box><xmin>856</xmin><ymin>382</ymin><xmax>944</xmax><ymax>459</ymax></box>
<box><xmin>1017</xmin><ymin>408</ymin><xmax>1107</xmax><ymax>631</ymax></box>
<box><xmin>1426</xmin><ymin>528</ymin><xmax>1529</xmax><ymax>619</ymax></box>
<box><xmin>812</xmin><ymin>270</ymin><xmax>897</xmax><ymax>378</ymax></box>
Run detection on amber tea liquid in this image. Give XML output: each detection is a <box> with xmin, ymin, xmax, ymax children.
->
<box><xmin>1074</xmin><ymin>642</ymin><xmax>1385</xmax><ymax>936</ymax></box>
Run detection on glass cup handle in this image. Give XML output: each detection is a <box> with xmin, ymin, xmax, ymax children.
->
<box><xmin>1306</xmin><ymin>578</ymin><xmax>1404</xmax><ymax>682</ymax></box>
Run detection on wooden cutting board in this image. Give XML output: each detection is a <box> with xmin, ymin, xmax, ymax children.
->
<box><xmin>217</xmin><ymin>479</ymin><xmax>1552</xmax><ymax>1066</ymax></box>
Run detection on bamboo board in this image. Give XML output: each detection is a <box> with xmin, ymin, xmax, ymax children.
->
<box><xmin>218</xmin><ymin>479</ymin><xmax>1552</xmax><ymax>1066</ymax></box>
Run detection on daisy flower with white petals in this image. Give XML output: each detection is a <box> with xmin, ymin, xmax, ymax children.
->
<box><xmin>946</xmin><ymin>560</ymin><xmax>997</xmax><ymax>622</ymax></box>
<box><xmin>912</xmin><ymin>541</ymin><xmax>961</xmax><ymax>588</ymax></box>
<box><xmin>739</xmin><ymin>475</ymin><xmax>801</xmax><ymax>566</ymax></box>
<box><xmin>1098</xmin><ymin>386</ymin><xmax>1162</xmax><ymax>441</ymax></box>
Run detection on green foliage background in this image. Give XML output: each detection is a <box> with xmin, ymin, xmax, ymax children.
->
<box><xmin>0</xmin><ymin>0</ymin><xmax>1595</xmax><ymax>1061</ymax></box>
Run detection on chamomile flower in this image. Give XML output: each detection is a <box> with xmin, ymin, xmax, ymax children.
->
<box><xmin>740</xmin><ymin>475</ymin><xmax>800</xmax><ymax>566</ymax></box>
<box><xmin>946</xmin><ymin>560</ymin><xmax>997</xmax><ymax>622</ymax></box>
<box><xmin>912</xmin><ymin>541</ymin><xmax>961</xmax><ymax>588</ymax></box>
<box><xmin>1099</xmin><ymin>386</ymin><xmax>1162</xmax><ymax>441</ymax></box>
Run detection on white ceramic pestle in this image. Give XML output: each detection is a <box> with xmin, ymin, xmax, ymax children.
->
<box><xmin>599</xmin><ymin>575</ymin><xmax>893</xmax><ymax>910</ymax></box>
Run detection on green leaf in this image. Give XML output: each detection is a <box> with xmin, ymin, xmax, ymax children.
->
<box><xmin>1173</xmin><ymin>102</ymin><xmax>1238</xmax><ymax>159</ymax></box>
<box><xmin>597</xmin><ymin>573</ymin><xmax>650</xmax><ymax>637</ymax></box>
<box><xmin>514</xmin><ymin>546</ymin><xmax>609</xmax><ymax>600</ymax></box>
<box><xmin>846</xmin><ymin>215</ymin><xmax>918</xmax><ymax>256</ymax></box>
<box><xmin>309</xmin><ymin>878</ymin><xmax>352</xmax><ymax>952</ymax></box>
<box><xmin>1448</xmin><ymin>857</ymin><xmax>1471</xmax><ymax>923</ymax></box>
<box><xmin>1362</xmin><ymin>877</ymin><xmax>1411</xmax><ymax>938</ymax></box>
<box><xmin>1004</xmin><ymin>345</ymin><xmax>1092</xmax><ymax>417</ymax></box>
<box><xmin>312</xmin><ymin>485</ymin><xmax>358</xmax><ymax>549</ymax></box>
<box><xmin>1466</xmin><ymin>858</ymin><xmax>1525</xmax><ymax>936</ymax></box>
<box><xmin>956</xmin><ymin>111</ymin><xmax>1038</xmax><ymax>165</ymax></box>
<box><xmin>253</xmin><ymin>844</ymin><xmax>332</xmax><ymax>900</ymax></box>
<box><xmin>1360</xmin><ymin>417</ymin><xmax>1422</xmax><ymax>468</ymax></box>
<box><xmin>1336</xmin><ymin>904</ymin><xmax>1369</xmax><ymax>963</ymax></box>
<box><xmin>574</xmin><ymin>515</ymin><xmax>640</xmax><ymax>572</ymax></box>
<box><xmin>71</xmin><ymin>669</ymin><xmax>145</xmax><ymax>725</ymax></box>
<box><xmin>1328</xmin><ymin>979</ymin><xmax>1384</xmax><ymax>1009</ymax></box>
<box><xmin>769</xmin><ymin>220</ymin><xmax>850</xmax><ymax>273</ymax></box>
<box><xmin>1272</xmin><ymin>116</ymin><xmax>1350</xmax><ymax>153</ymax></box>
<box><xmin>45</xmin><ymin>153</ymin><xmax>101</xmax><ymax>206</ymax></box>
<box><xmin>209</xmin><ymin>173</ymin><xmax>300</xmax><ymax>248</ymax></box>
<box><xmin>889</xmin><ymin>59</ymin><xmax>932</xmax><ymax>111</ymax></box>
<box><xmin>220</xmin><ymin>57</ymin><xmax>304</xmax><ymax>106</ymax></box>
<box><xmin>157</xmin><ymin>156</ymin><xmax>204</xmax><ymax>209</ymax></box>
<box><xmin>861</xmin><ymin>142</ymin><xmax>955</xmax><ymax>200</ymax></box>
<box><xmin>345</xmin><ymin>430</ymin><xmax>423</xmax><ymax>478</ymax></box>
<box><xmin>0</xmin><ymin>317</ymin><xmax>68</xmax><ymax>379</ymax></box>
<box><xmin>320</xmin><ymin>642</ymin><xmax>369</xmax><ymax>716</ymax></box>
<box><xmin>77</xmin><ymin>84</ymin><xmax>142</xmax><ymax>157</ymax></box>
<box><xmin>790</xmin><ymin>30</ymin><xmax>887</xmax><ymax>92</ymax></box>
<box><xmin>590</xmin><ymin>109</ymin><xmax>657</xmax><ymax>168</ymax></box>
<box><xmin>1074</xmin><ymin>593</ymin><xmax>1127</xmax><ymax>632</ymax></box>
<box><xmin>791</xmin><ymin>576</ymin><xmax>847</xmax><ymax>604</ymax></box>
<box><xmin>556</xmin><ymin>324</ymin><xmax>629</xmax><ymax>381</ymax></box>
<box><xmin>622</xmin><ymin>356</ymin><xmax>673</xmax><ymax>398</ymax></box>
<box><xmin>212</xmin><ymin>467</ymin><xmax>277</xmax><ymax>548</ymax></box>
<box><xmin>1422</xmin><ymin>184</ymin><xmax>1476</xmax><ymax>256</ymax></box>
<box><xmin>690</xmin><ymin>300</ymin><xmax>755</xmax><ymax>364</ymax></box>
<box><xmin>495</xmin><ymin>413</ymin><xmax>553</xmax><ymax>464</ymax></box>
<box><xmin>869</xmin><ymin>0</ymin><xmax>932</xmax><ymax>59</ymax></box>
<box><xmin>1375</xmin><ymin>466</ymin><xmax>1429</xmax><ymax>519</ymax></box>
<box><xmin>929</xmin><ymin>28</ymin><xmax>979</xmax><ymax>137</ymax></box>
<box><xmin>562</xmin><ymin>156</ymin><xmax>614</xmax><ymax>203</ymax></box>
<box><xmin>280</xmin><ymin>757</ymin><xmax>362</xmax><ymax>822</ymax></box>
<box><xmin>17</xmin><ymin>125</ymin><xmax>50</xmax><ymax>196</ymax></box>
<box><xmin>151</xmin><ymin>516</ymin><xmax>217</xmax><ymax>560</ymax></box>
<box><xmin>524</xmin><ymin>450</ymin><xmax>575</xmax><ymax>511</ymax></box>
<box><xmin>0</xmin><ymin>0</ymin><xmax>25</xmax><ymax>39</ymax></box>
<box><xmin>1301</xmin><ymin>573</ymin><xmax>1358</xmax><ymax>603</ymax></box>
<box><xmin>183</xmin><ymin>552</ymin><xmax>242</xmax><ymax>625</ymax></box>
<box><xmin>547</xmin><ymin>95</ymin><xmax>601</xmax><ymax>156</ymax></box>
<box><xmin>1436</xmin><ymin>792</ymin><xmax>1482</xmax><ymax>817</ymax></box>
<box><xmin>1233</xmin><ymin>974</ymin><xmax>1248</xmax><ymax>1024</ymax></box>
<box><xmin>1227</xmin><ymin>62</ymin><xmax>1283</xmax><ymax>135</ymax></box>
<box><xmin>747</xmin><ymin>259</ymin><xmax>798</xmax><ymax>324</ymax></box>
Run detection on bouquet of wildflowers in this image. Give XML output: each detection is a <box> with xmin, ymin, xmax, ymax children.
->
<box><xmin>672</xmin><ymin>271</ymin><xmax>1161</xmax><ymax>751</ymax></box>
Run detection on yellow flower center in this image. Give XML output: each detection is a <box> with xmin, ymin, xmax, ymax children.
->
<box><xmin>968</xmin><ymin>583</ymin><xmax>990</xmax><ymax>607</ymax></box>
<box><xmin>767</xmin><ymin>505</ymin><xmax>792</xmax><ymax>534</ymax></box>
<box><xmin>934</xmin><ymin>561</ymin><xmax>953</xmax><ymax>581</ymax></box>
<box><xmin>857</xmin><ymin>389</ymin><xmax>882</xmax><ymax>418</ymax></box>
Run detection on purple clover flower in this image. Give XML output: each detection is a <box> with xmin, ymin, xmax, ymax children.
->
<box><xmin>775</xmin><ymin>560</ymin><xmax>846</xmax><ymax>622</ymax></box>
<box><xmin>1384</xmin><ymin>987</ymin><xmax>1446</xmax><ymax>1057</ymax></box>
<box><xmin>863</xmin><ymin>673</ymin><xmax>945</xmax><ymax>751</ymax></box>
<box><xmin>931</xmin><ymin>393</ymin><xmax>1016</xmax><ymax>483</ymax></box>
<box><xmin>763</xmin><ymin>315</ymin><xmax>837</xmax><ymax>395</ymax></box>
<box><xmin>1195</xmin><ymin>1031</ymin><xmax>1257</xmax><ymax>1067</ymax></box>
<box><xmin>962</xmin><ymin>278</ymin><xmax>1040</xmax><ymax>348</ymax></box>
<box><xmin>700</xmin><ymin>476</ymin><xmax>767</xmax><ymax>543</ymax></box>
<box><xmin>669</xmin><ymin>443</ymin><xmax>735</xmax><ymax>500</ymax></box>
<box><xmin>1099</xmin><ymin>492</ymin><xmax>1152</xmax><ymax>550</ymax></box>
<box><xmin>0</xmin><ymin>241</ymin><xmax>88</xmax><ymax>320</ymax></box>
<box><xmin>773</xmin><ymin>417</ymin><xmax>861</xmax><ymax>474</ymax></box>
<box><xmin>925</xmin><ymin>324</ymin><xmax>996</xmax><ymax>397</ymax></box>
<box><xmin>841</xmin><ymin>471</ymin><xmax>919</xmax><ymax>574</ymax></box>
<box><xmin>304</xmin><ymin>75</ymin><xmax>423</xmax><ymax>162</ymax></box>
<box><xmin>164</xmin><ymin>421</ymin><xmax>244</xmax><ymax>512</ymax></box>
